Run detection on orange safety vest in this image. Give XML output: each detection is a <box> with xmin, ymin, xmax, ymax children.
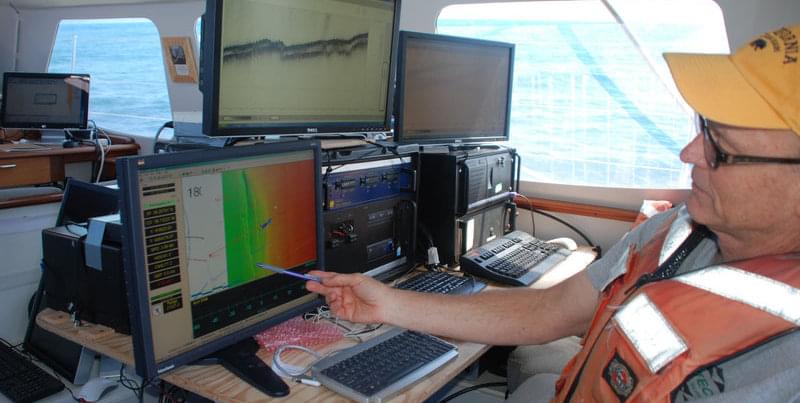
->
<box><xmin>553</xmin><ymin>207</ymin><xmax>800</xmax><ymax>402</ymax></box>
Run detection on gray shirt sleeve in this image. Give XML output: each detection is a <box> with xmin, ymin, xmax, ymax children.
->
<box><xmin>586</xmin><ymin>209</ymin><xmax>677</xmax><ymax>291</ymax></box>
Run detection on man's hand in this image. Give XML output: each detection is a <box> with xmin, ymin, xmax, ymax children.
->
<box><xmin>306</xmin><ymin>271</ymin><xmax>393</xmax><ymax>324</ymax></box>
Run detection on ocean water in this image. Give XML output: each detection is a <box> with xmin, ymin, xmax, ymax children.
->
<box><xmin>438</xmin><ymin>20</ymin><xmax>694</xmax><ymax>188</ymax></box>
<box><xmin>48</xmin><ymin>18</ymin><xmax>692</xmax><ymax>188</ymax></box>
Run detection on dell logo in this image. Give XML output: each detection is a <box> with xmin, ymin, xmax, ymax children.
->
<box><xmin>307</xmin><ymin>128</ymin><xmax>318</xmax><ymax>133</ymax></box>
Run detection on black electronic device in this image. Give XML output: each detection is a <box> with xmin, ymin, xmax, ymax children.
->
<box><xmin>40</xmin><ymin>178</ymin><xmax>128</xmax><ymax>333</ymax></box>
<box><xmin>394</xmin><ymin>31</ymin><xmax>514</xmax><ymax>144</ymax></box>
<box><xmin>117</xmin><ymin>141</ymin><xmax>324</xmax><ymax>397</ymax></box>
<box><xmin>460</xmin><ymin>230</ymin><xmax>571</xmax><ymax>286</ymax></box>
<box><xmin>41</xmin><ymin>225</ymin><xmax>131</xmax><ymax>334</ymax></box>
<box><xmin>417</xmin><ymin>146</ymin><xmax>517</xmax><ymax>265</ymax></box>
<box><xmin>200</xmin><ymin>0</ymin><xmax>401</xmax><ymax>138</ymax></box>
<box><xmin>23</xmin><ymin>277</ymin><xmax>95</xmax><ymax>386</ymax></box>
<box><xmin>422</xmin><ymin>198</ymin><xmax>517</xmax><ymax>267</ymax></box>
<box><xmin>322</xmin><ymin>144</ymin><xmax>419</xmax><ymax>281</ymax></box>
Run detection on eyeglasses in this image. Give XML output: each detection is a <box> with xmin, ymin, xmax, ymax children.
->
<box><xmin>700</xmin><ymin>116</ymin><xmax>800</xmax><ymax>169</ymax></box>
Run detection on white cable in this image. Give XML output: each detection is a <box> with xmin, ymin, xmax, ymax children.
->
<box><xmin>305</xmin><ymin>306</ymin><xmax>380</xmax><ymax>340</ymax></box>
<box><xmin>272</xmin><ymin>345</ymin><xmax>321</xmax><ymax>378</ymax></box>
<box><xmin>94</xmin><ymin>127</ymin><xmax>111</xmax><ymax>183</ymax></box>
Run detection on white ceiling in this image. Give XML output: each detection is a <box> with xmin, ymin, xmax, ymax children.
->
<box><xmin>2</xmin><ymin>0</ymin><xmax>196</xmax><ymax>9</ymax></box>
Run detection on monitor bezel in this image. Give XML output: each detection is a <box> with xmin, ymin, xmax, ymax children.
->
<box><xmin>201</xmin><ymin>0</ymin><xmax>402</xmax><ymax>138</ymax></box>
<box><xmin>393</xmin><ymin>31</ymin><xmax>514</xmax><ymax>145</ymax></box>
<box><xmin>0</xmin><ymin>72</ymin><xmax>90</xmax><ymax>130</ymax></box>
<box><xmin>117</xmin><ymin>140</ymin><xmax>326</xmax><ymax>379</ymax></box>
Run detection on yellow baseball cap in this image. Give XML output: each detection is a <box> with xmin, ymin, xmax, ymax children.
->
<box><xmin>664</xmin><ymin>24</ymin><xmax>799</xmax><ymax>135</ymax></box>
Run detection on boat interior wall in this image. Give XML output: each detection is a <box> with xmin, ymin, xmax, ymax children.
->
<box><xmin>0</xmin><ymin>201</ymin><xmax>61</xmax><ymax>344</ymax></box>
<box><xmin>717</xmin><ymin>0</ymin><xmax>800</xmax><ymax>48</ymax></box>
<box><xmin>0</xmin><ymin>6</ymin><xmax>16</xmax><ymax>79</ymax></box>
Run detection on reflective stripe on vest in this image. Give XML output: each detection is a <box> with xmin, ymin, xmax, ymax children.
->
<box><xmin>613</xmin><ymin>293</ymin><xmax>687</xmax><ymax>373</ymax></box>
<box><xmin>675</xmin><ymin>265</ymin><xmax>800</xmax><ymax>326</ymax></box>
<box><xmin>659</xmin><ymin>206</ymin><xmax>693</xmax><ymax>266</ymax></box>
<box><xmin>615</xmin><ymin>264</ymin><xmax>800</xmax><ymax>373</ymax></box>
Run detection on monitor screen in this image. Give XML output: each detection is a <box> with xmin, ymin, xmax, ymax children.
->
<box><xmin>201</xmin><ymin>0</ymin><xmax>401</xmax><ymax>137</ymax></box>
<box><xmin>117</xmin><ymin>141</ymin><xmax>324</xmax><ymax>379</ymax></box>
<box><xmin>394</xmin><ymin>32</ymin><xmax>514</xmax><ymax>144</ymax></box>
<box><xmin>0</xmin><ymin>72</ymin><xmax>90</xmax><ymax>129</ymax></box>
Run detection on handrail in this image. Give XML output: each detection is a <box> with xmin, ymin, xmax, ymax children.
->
<box><xmin>514</xmin><ymin>195</ymin><xmax>639</xmax><ymax>222</ymax></box>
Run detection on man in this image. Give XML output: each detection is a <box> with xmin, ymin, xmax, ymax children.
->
<box><xmin>308</xmin><ymin>24</ymin><xmax>800</xmax><ymax>402</ymax></box>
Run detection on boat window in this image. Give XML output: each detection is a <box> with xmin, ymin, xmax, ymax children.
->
<box><xmin>437</xmin><ymin>0</ymin><xmax>728</xmax><ymax>188</ymax></box>
<box><xmin>48</xmin><ymin>18</ymin><xmax>171</xmax><ymax>136</ymax></box>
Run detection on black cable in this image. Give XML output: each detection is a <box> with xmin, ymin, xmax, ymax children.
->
<box><xmin>514</xmin><ymin>152</ymin><xmax>521</xmax><ymax>193</ymax></box>
<box><xmin>118</xmin><ymin>363</ymin><xmax>150</xmax><ymax>402</ymax></box>
<box><xmin>153</xmin><ymin>121</ymin><xmax>174</xmax><ymax>153</ymax></box>
<box><xmin>512</xmin><ymin>193</ymin><xmax>536</xmax><ymax>236</ymax></box>
<box><xmin>364</xmin><ymin>139</ymin><xmax>400</xmax><ymax>157</ymax></box>
<box><xmin>532</xmin><ymin>208</ymin><xmax>596</xmax><ymax>248</ymax></box>
<box><xmin>438</xmin><ymin>381</ymin><xmax>507</xmax><ymax>403</ymax></box>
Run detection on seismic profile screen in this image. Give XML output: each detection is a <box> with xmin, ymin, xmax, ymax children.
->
<box><xmin>135</xmin><ymin>150</ymin><xmax>319</xmax><ymax>361</ymax></box>
<box><xmin>217</xmin><ymin>0</ymin><xmax>395</xmax><ymax>128</ymax></box>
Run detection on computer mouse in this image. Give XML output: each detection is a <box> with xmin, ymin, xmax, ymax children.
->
<box><xmin>77</xmin><ymin>377</ymin><xmax>118</xmax><ymax>402</ymax></box>
<box><xmin>547</xmin><ymin>237</ymin><xmax>578</xmax><ymax>251</ymax></box>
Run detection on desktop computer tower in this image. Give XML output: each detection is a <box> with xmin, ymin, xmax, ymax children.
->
<box><xmin>322</xmin><ymin>144</ymin><xmax>419</xmax><ymax>281</ymax></box>
<box><xmin>418</xmin><ymin>146</ymin><xmax>517</xmax><ymax>265</ymax></box>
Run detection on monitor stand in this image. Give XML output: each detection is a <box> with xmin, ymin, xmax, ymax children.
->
<box><xmin>196</xmin><ymin>338</ymin><xmax>289</xmax><ymax>397</ymax></box>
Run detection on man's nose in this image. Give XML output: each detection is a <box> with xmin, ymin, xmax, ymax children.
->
<box><xmin>680</xmin><ymin>133</ymin><xmax>708</xmax><ymax>168</ymax></box>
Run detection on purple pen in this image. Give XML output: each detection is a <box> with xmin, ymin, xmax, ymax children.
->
<box><xmin>256</xmin><ymin>263</ymin><xmax>321</xmax><ymax>282</ymax></box>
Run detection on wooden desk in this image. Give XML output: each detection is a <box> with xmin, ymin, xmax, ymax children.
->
<box><xmin>0</xmin><ymin>142</ymin><xmax>139</xmax><ymax>188</ymax></box>
<box><xmin>37</xmin><ymin>247</ymin><xmax>596</xmax><ymax>402</ymax></box>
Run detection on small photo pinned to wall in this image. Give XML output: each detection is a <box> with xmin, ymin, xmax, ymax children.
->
<box><xmin>161</xmin><ymin>36</ymin><xmax>197</xmax><ymax>83</ymax></box>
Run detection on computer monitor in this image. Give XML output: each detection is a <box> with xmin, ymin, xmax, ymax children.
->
<box><xmin>117</xmin><ymin>141</ymin><xmax>324</xmax><ymax>395</ymax></box>
<box><xmin>201</xmin><ymin>0</ymin><xmax>401</xmax><ymax>138</ymax></box>
<box><xmin>394</xmin><ymin>31</ymin><xmax>514</xmax><ymax>144</ymax></box>
<box><xmin>0</xmin><ymin>72</ymin><xmax>90</xmax><ymax>130</ymax></box>
<box><xmin>56</xmin><ymin>178</ymin><xmax>119</xmax><ymax>226</ymax></box>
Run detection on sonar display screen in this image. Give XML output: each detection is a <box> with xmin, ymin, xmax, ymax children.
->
<box><xmin>133</xmin><ymin>150</ymin><xmax>318</xmax><ymax>360</ymax></box>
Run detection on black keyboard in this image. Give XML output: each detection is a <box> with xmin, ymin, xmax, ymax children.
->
<box><xmin>459</xmin><ymin>230</ymin><xmax>571</xmax><ymax>286</ymax></box>
<box><xmin>0</xmin><ymin>341</ymin><xmax>63</xmax><ymax>403</ymax></box>
<box><xmin>394</xmin><ymin>271</ymin><xmax>486</xmax><ymax>295</ymax></box>
<box><xmin>313</xmin><ymin>328</ymin><xmax>458</xmax><ymax>402</ymax></box>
